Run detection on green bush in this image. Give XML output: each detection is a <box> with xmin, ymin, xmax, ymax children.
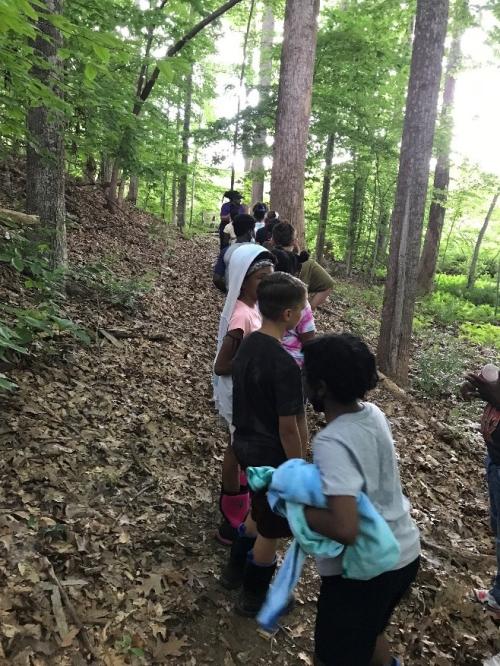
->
<box><xmin>459</xmin><ymin>322</ymin><xmax>500</xmax><ymax>350</ymax></box>
<box><xmin>420</xmin><ymin>291</ymin><xmax>497</xmax><ymax>326</ymax></box>
<box><xmin>412</xmin><ymin>338</ymin><xmax>468</xmax><ymax>398</ymax></box>
<box><xmin>435</xmin><ymin>273</ymin><xmax>499</xmax><ymax>307</ymax></box>
<box><xmin>73</xmin><ymin>262</ymin><xmax>154</xmax><ymax>309</ymax></box>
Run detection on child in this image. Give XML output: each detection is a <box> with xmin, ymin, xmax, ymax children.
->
<box><xmin>272</xmin><ymin>247</ymin><xmax>316</xmax><ymax>446</ymax></box>
<box><xmin>213</xmin><ymin>245</ymin><xmax>275</xmax><ymax>545</ymax></box>
<box><xmin>212</xmin><ymin>214</ymin><xmax>256</xmax><ymax>293</ymax></box>
<box><xmin>303</xmin><ymin>334</ymin><xmax>420</xmax><ymax>666</ymax></box>
<box><xmin>461</xmin><ymin>366</ymin><xmax>500</xmax><ymax>615</ymax></box>
<box><xmin>221</xmin><ymin>272</ymin><xmax>307</xmax><ymax>616</ymax></box>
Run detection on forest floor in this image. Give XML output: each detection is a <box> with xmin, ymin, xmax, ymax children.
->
<box><xmin>0</xmin><ymin>184</ymin><xmax>499</xmax><ymax>665</ymax></box>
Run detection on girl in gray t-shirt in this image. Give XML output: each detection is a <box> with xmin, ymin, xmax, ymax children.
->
<box><xmin>303</xmin><ymin>334</ymin><xmax>420</xmax><ymax>666</ymax></box>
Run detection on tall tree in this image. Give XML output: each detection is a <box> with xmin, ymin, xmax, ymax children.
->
<box><xmin>467</xmin><ymin>187</ymin><xmax>500</xmax><ymax>290</ymax></box>
<box><xmin>345</xmin><ymin>165</ymin><xmax>367</xmax><ymax>276</ymax></box>
<box><xmin>417</xmin><ymin>12</ymin><xmax>466</xmax><ymax>295</ymax></box>
<box><xmin>316</xmin><ymin>133</ymin><xmax>335</xmax><ymax>264</ymax></box>
<box><xmin>176</xmin><ymin>64</ymin><xmax>194</xmax><ymax>229</ymax></box>
<box><xmin>250</xmin><ymin>5</ymin><xmax>274</xmax><ymax>205</ymax></box>
<box><xmin>270</xmin><ymin>0</ymin><xmax>320</xmax><ymax>246</ymax></box>
<box><xmin>25</xmin><ymin>0</ymin><xmax>67</xmax><ymax>269</ymax></box>
<box><xmin>377</xmin><ymin>0</ymin><xmax>449</xmax><ymax>384</ymax></box>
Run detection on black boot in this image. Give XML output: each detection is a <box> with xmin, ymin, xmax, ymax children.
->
<box><xmin>236</xmin><ymin>558</ymin><xmax>276</xmax><ymax>617</ymax></box>
<box><xmin>220</xmin><ymin>534</ymin><xmax>256</xmax><ymax>590</ymax></box>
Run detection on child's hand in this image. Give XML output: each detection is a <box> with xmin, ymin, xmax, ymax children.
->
<box><xmin>465</xmin><ymin>373</ymin><xmax>500</xmax><ymax>409</ymax></box>
<box><xmin>460</xmin><ymin>380</ymin><xmax>478</xmax><ymax>401</ymax></box>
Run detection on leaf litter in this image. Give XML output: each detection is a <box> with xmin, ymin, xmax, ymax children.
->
<box><xmin>0</xmin><ymin>182</ymin><xmax>498</xmax><ymax>664</ymax></box>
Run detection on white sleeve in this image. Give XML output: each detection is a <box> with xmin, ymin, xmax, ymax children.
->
<box><xmin>313</xmin><ymin>434</ymin><xmax>364</xmax><ymax>497</ymax></box>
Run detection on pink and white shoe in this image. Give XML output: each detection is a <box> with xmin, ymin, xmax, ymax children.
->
<box><xmin>473</xmin><ymin>589</ymin><xmax>500</xmax><ymax>616</ymax></box>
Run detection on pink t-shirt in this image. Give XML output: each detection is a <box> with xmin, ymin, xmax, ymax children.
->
<box><xmin>228</xmin><ymin>300</ymin><xmax>261</xmax><ymax>337</ymax></box>
<box><xmin>282</xmin><ymin>302</ymin><xmax>316</xmax><ymax>367</ymax></box>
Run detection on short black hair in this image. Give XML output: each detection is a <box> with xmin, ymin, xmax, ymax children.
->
<box><xmin>253</xmin><ymin>202</ymin><xmax>267</xmax><ymax>221</ymax></box>
<box><xmin>303</xmin><ymin>334</ymin><xmax>379</xmax><ymax>404</ymax></box>
<box><xmin>272</xmin><ymin>222</ymin><xmax>295</xmax><ymax>247</ymax></box>
<box><xmin>233</xmin><ymin>213</ymin><xmax>255</xmax><ymax>237</ymax></box>
<box><xmin>257</xmin><ymin>272</ymin><xmax>307</xmax><ymax>320</ymax></box>
<box><xmin>271</xmin><ymin>248</ymin><xmax>309</xmax><ymax>276</ymax></box>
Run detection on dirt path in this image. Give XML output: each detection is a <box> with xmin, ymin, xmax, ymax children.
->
<box><xmin>0</xmin><ymin>195</ymin><xmax>498</xmax><ymax>664</ymax></box>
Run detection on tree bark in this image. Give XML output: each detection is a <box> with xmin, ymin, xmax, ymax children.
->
<box><xmin>377</xmin><ymin>0</ymin><xmax>449</xmax><ymax>384</ymax></box>
<box><xmin>127</xmin><ymin>174</ymin><xmax>139</xmax><ymax>204</ymax></box>
<box><xmin>417</xmin><ymin>29</ymin><xmax>463</xmax><ymax>295</ymax></box>
<box><xmin>270</xmin><ymin>0</ymin><xmax>320</xmax><ymax>247</ymax></box>
<box><xmin>316</xmin><ymin>133</ymin><xmax>335</xmax><ymax>264</ymax></box>
<box><xmin>345</xmin><ymin>169</ymin><xmax>366</xmax><ymax>277</ymax></box>
<box><xmin>25</xmin><ymin>0</ymin><xmax>67</xmax><ymax>269</ymax></box>
<box><xmin>84</xmin><ymin>155</ymin><xmax>97</xmax><ymax>184</ymax></box>
<box><xmin>99</xmin><ymin>155</ymin><xmax>113</xmax><ymax>185</ymax></box>
<box><xmin>176</xmin><ymin>65</ymin><xmax>193</xmax><ymax>230</ymax></box>
<box><xmin>107</xmin><ymin>160</ymin><xmax>120</xmax><ymax>211</ymax></box>
<box><xmin>370</xmin><ymin>207</ymin><xmax>390</xmax><ymax>279</ymax></box>
<box><xmin>250</xmin><ymin>5</ymin><xmax>274</xmax><ymax>206</ymax></box>
<box><xmin>466</xmin><ymin>188</ymin><xmax>500</xmax><ymax>291</ymax></box>
<box><xmin>117</xmin><ymin>172</ymin><xmax>125</xmax><ymax>205</ymax></box>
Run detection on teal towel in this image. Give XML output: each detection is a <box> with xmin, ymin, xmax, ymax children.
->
<box><xmin>247</xmin><ymin>459</ymin><xmax>400</xmax><ymax>631</ymax></box>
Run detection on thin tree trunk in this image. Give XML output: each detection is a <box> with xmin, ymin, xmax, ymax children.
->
<box><xmin>127</xmin><ymin>174</ymin><xmax>139</xmax><ymax>204</ymax></box>
<box><xmin>370</xmin><ymin>207</ymin><xmax>390</xmax><ymax>279</ymax></box>
<box><xmin>250</xmin><ymin>5</ymin><xmax>274</xmax><ymax>205</ymax></box>
<box><xmin>377</xmin><ymin>0</ymin><xmax>449</xmax><ymax>384</ymax></box>
<box><xmin>176</xmin><ymin>65</ymin><xmax>193</xmax><ymax>230</ymax></box>
<box><xmin>25</xmin><ymin>0</ymin><xmax>67</xmax><ymax>269</ymax></box>
<box><xmin>99</xmin><ymin>155</ymin><xmax>113</xmax><ymax>185</ymax></box>
<box><xmin>84</xmin><ymin>155</ymin><xmax>97</xmax><ymax>184</ymax></box>
<box><xmin>467</xmin><ymin>188</ymin><xmax>500</xmax><ymax>291</ymax></box>
<box><xmin>107</xmin><ymin>161</ymin><xmax>120</xmax><ymax>211</ymax></box>
<box><xmin>171</xmin><ymin>175</ymin><xmax>177</xmax><ymax>225</ymax></box>
<box><xmin>230</xmin><ymin>0</ymin><xmax>256</xmax><ymax>190</ymax></box>
<box><xmin>417</xmin><ymin>28</ymin><xmax>463</xmax><ymax>295</ymax></box>
<box><xmin>361</xmin><ymin>161</ymin><xmax>380</xmax><ymax>271</ymax></box>
<box><xmin>345</xmin><ymin>170</ymin><xmax>366</xmax><ymax>277</ymax></box>
<box><xmin>117</xmin><ymin>172</ymin><xmax>125</xmax><ymax>205</ymax></box>
<box><xmin>270</xmin><ymin>0</ymin><xmax>320</xmax><ymax>247</ymax></box>
<box><xmin>316</xmin><ymin>133</ymin><xmax>335</xmax><ymax>265</ymax></box>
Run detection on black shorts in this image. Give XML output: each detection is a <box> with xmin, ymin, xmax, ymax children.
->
<box><xmin>315</xmin><ymin>557</ymin><xmax>420</xmax><ymax>666</ymax></box>
<box><xmin>232</xmin><ymin>437</ymin><xmax>291</xmax><ymax>540</ymax></box>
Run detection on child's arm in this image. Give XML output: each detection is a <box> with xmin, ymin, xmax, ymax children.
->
<box><xmin>304</xmin><ymin>496</ymin><xmax>359</xmax><ymax>545</ymax></box>
<box><xmin>298</xmin><ymin>331</ymin><xmax>315</xmax><ymax>346</ymax></box>
<box><xmin>465</xmin><ymin>373</ymin><xmax>500</xmax><ymax>409</ymax></box>
<box><xmin>279</xmin><ymin>415</ymin><xmax>304</xmax><ymax>459</ymax></box>
<box><xmin>214</xmin><ymin>330</ymin><xmax>243</xmax><ymax>376</ymax></box>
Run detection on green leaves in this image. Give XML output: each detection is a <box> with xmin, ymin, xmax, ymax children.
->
<box><xmin>157</xmin><ymin>60</ymin><xmax>174</xmax><ymax>83</ymax></box>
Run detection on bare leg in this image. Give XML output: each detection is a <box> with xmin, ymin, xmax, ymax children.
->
<box><xmin>252</xmin><ymin>535</ymin><xmax>278</xmax><ymax>565</ymax></box>
<box><xmin>221</xmin><ymin>435</ymin><xmax>239</xmax><ymax>493</ymax></box>
<box><xmin>309</xmin><ymin>288</ymin><xmax>332</xmax><ymax>311</ymax></box>
<box><xmin>370</xmin><ymin>634</ymin><xmax>392</xmax><ymax>666</ymax></box>
<box><xmin>243</xmin><ymin>513</ymin><xmax>257</xmax><ymax>538</ymax></box>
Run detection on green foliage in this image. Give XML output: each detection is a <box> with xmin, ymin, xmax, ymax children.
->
<box><xmin>412</xmin><ymin>337</ymin><xmax>468</xmax><ymax>398</ymax></box>
<box><xmin>460</xmin><ymin>322</ymin><xmax>500</xmax><ymax>349</ymax></box>
<box><xmin>73</xmin><ymin>262</ymin><xmax>154</xmax><ymax>310</ymax></box>
<box><xmin>420</xmin><ymin>291</ymin><xmax>497</xmax><ymax>326</ymax></box>
<box><xmin>435</xmin><ymin>273</ymin><xmax>500</xmax><ymax>307</ymax></box>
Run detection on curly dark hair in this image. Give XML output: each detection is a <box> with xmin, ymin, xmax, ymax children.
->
<box><xmin>303</xmin><ymin>334</ymin><xmax>379</xmax><ymax>404</ymax></box>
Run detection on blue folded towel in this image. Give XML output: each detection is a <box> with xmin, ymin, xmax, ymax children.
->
<box><xmin>246</xmin><ymin>459</ymin><xmax>400</xmax><ymax>632</ymax></box>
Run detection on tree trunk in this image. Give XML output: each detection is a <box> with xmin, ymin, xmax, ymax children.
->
<box><xmin>171</xmin><ymin>175</ymin><xmax>177</xmax><ymax>226</ymax></box>
<box><xmin>377</xmin><ymin>0</ymin><xmax>449</xmax><ymax>384</ymax></box>
<box><xmin>467</xmin><ymin>188</ymin><xmax>500</xmax><ymax>291</ymax></box>
<box><xmin>316</xmin><ymin>134</ymin><xmax>335</xmax><ymax>264</ymax></box>
<box><xmin>270</xmin><ymin>0</ymin><xmax>320</xmax><ymax>247</ymax></box>
<box><xmin>127</xmin><ymin>174</ymin><xmax>139</xmax><ymax>204</ymax></box>
<box><xmin>417</xmin><ymin>29</ymin><xmax>463</xmax><ymax>295</ymax></box>
<box><xmin>370</xmin><ymin>207</ymin><xmax>390</xmax><ymax>279</ymax></box>
<box><xmin>176</xmin><ymin>65</ymin><xmax>193</xmax><ymax>230</ymax></box>
<box><xmin>107</xmin><ymin>161</ymin><xmax>120</xmax><ymax>211</ymax></box>
<box><xmin>25</xmin><ymin>0</ymin><xmax>67</xmax><ymax>269</ymax></box>
<box><xmin>345</xmin><ymin>170</ymin><xmax>366</xmax><ymax>277</ymax></box>
<box><xmin>117</xmin><ymin>172</ymin><xmax>125</xmax><ymax>205</ymax></box>
<box><xmin>230</xmin><ymin>0</ymin><xmax>256</xmax><ymax>190</ymax></box>
<box><xmin>250</xmin><ymin>5</ymin><xmax>274</xmax><ymax>206</ymax></box>
<box><xmin>99</xmin><ymin>155</ymin><xmax>113</xmax><ymax>185</ymax></box>
<box><xmin>84</xmin><ymin>155</ymin><xmax>97</xmax><ymax>183</ymax></box>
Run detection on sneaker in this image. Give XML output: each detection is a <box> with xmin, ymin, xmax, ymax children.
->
<box><xmin>473</xmin><ymin>588</ymin><xmax>500</xmax><ymax>616</ymax></box>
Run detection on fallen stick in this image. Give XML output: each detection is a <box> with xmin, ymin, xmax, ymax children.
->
<box><xmin>42</xmin><ymin>557</ymin><xmax>98</xmax><ymax>658</ymax></box>
<box><xmin>421</xmin><ymin>537</ymin><xmax>495</xmax><ymax>565</ymax></box>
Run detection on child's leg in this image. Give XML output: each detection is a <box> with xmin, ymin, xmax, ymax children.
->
<box><xmin>221</xmin><ymin>436</ymin><xmax>239</xmax><ymax>493</ymax></box>
<box><xmin>253</xmin><ymin>535</ymin><xmax>278</xmax><ymax>565</ymax></box>
<box><xmin>369</xmin><ymin>635</ymin><xmax>391</xmax><ymax>666</ymax></box>
<box><xmin>487</xmin><ymin>458</ymin><xmax>500</xmax><ymax>603</ymax></box>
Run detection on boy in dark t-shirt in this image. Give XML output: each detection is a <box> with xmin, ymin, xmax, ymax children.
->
<box><xmin>220</xmin><ymin>272</ymin><xmax>307</xmax><ymax>617</ymax></box>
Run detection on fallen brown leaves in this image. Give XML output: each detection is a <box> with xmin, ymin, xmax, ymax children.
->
<box><xmin>0</xmin><ymin>182</ymin><xmax>497</xmax><ymax>664</ymax></box>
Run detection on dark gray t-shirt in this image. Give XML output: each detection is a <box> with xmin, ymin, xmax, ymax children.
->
<box><xmin>313</xmin><ymin>402</ymin><xmax>420</xmax><ymax>576</ymax></box>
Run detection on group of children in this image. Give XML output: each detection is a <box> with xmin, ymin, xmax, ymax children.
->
<box><xmin>211</xmin><ymin>195</ymin><xmax>500</xmax><ymax>665</ymax></box>
<box><xmin>212</xmin><ymin>207</ymin><xmax>421</xmax><ymax>665</ymax></box>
